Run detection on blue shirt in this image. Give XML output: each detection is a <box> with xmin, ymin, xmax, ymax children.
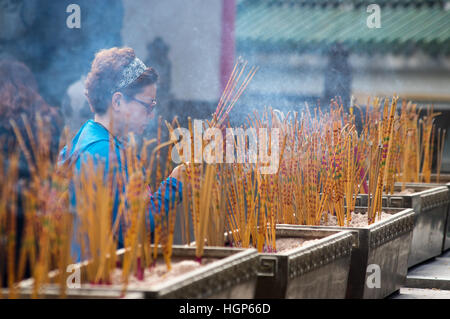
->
<box><xmin>58</xmin><ymin>120</ymin><xmax>182</xmax><ymax>262</ymax></box>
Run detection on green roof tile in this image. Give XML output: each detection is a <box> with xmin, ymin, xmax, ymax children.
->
<box><xmin>236</xmin><ymin>1</ymin><xmax>450</xmax><ymax>54</ymax></box>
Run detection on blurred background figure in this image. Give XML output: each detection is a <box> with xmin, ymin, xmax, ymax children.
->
<box><xmin>142</xmin><ymin>37</ymin><xmax>173</xmax><ymax>140</ymax></box>
<box><xmin>61</xmin><ymin>75</ymin><xmax>92</xmax><ymax>135</ymax></box>
<box><xmin>0</xmin><ymin>58</ymin><xmax>63</xmax><ymax>285</ymax></box>
<box><xmin>146</xmin><ymin>37</ymin><xmax>173</xmax><ymax>108</ymax></box>
<box><xmin>0</xmin><ymin>59</ymin><xmax>63</xmax><ymax>174</ymax></box>
<box><xmin>0</xmin><ymin>0</ymin><xmax>124</xmax><ymax>135</ymax></box>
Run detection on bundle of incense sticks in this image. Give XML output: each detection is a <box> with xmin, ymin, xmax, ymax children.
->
<box><xmin>221</xmin><ymin>108</ymin><xmax>295</xmax><ymax>252</ymax></box>
<box><xmin>176</xmin><ymin>118</ymin><xmax>215</xmax><ymax>260</ymax></box>
<box><xmin>224</xmin><ymin>161</ymin><xmax>260</xmax><ymax>249</ymax></box>
<box><xmin>9</xmin><ymin>114</ymin><xmax>73</xmax><ymax>298</ymax></box>
<box><xmin>246</xmin><ymin>110</ymin><xmax>279</xmax><ymax>251</ymax></box>
<box><xmin>264</xmin><ymin>105</ymin><xmax>334</xmax><ymax>226</ymax></box>
<box><xmin>419</xmin><ymin>106</ymin><xmax>441</xmax><ymax>183</ymax></box>
<box><xmin>348</xmin><ymin>97</ymin><xmax>445</xmax><ymax>220</ymax></box>
<box><xmin>398</xmin><ymin>102</ymin><xmax>420</xmax><ymax>185</ymax></box>
<box><xmin>343</xmin><ymin>106</ymin><xmax>369</xmax><ymax>223</ymax></box>
<box><xmin>374</xmin><ymin>101</ymin><xmax>445</xmax><ymax>188</ymax></box>
<box><xmin>147</xmin><ymin>138</ymin><xmax>179</xmax><ymax>273</ymax></box>
<box><xmin>120</xmin><ymin>133</ymin><xmax>153</xmax><ymax>289</ymax></box>
<box><xmin>371</xmin><ymin>97</ymin><xmax>398</xmax><ymax>222</ymax></box>
<box><xmin>244</xmin><ymin>98</ymin><xmax>400</xmax><ymax>227</ymax></box>
<box><xmin>385</xmin><ymin>111</ymin><xmax>402</xmax><ymax>195</ymax></box>
<box><xmin>74</xmin><ymin>157</ymin><xmax>119</xmax><ymax>286</ymax></box>
<box><xmin>330</xmin><ymin>102</ymin><xmax>346</xmax><ymax>226</ymax></box>
<box><xmin>205</xmin><ymin>163</ymin><xmax>228</xmax><ymax>247</ymax></box>
<box><xmin>161</xmin><ymin>59</ymin><xmax>260</xmax><ymax>253</ymax></box>
<box><xmin>0</xmin><ymin>150</ymin><xmax>20</xmax><ymax>298</ymax></box>
<box><xmin>164</xmin><ymin>118</ymin><xmax>194</xmax><ymax>246</ymax></box>
<box><xmin>170</xmin><ymin>114</ymin><xmax>267</xmax><ymax>252</ymax></box>
<box><xmin>212</xmin><ymin>58</ymin><xmax>258</xmax><ymax>128</ymax></box>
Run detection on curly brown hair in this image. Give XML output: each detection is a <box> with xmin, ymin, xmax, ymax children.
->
<box><xmin>85</xmin><ymin>47</ymin><xmax>158</xmax><ymax>115</ymax></box>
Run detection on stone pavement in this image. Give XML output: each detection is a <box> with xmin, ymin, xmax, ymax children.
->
<box><xmin>390</xmin><ymin>250</ymin><xmax>450</xmax><ymax>299</ymax></box>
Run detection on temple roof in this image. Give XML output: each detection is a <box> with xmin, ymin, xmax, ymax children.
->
<box><xmin>236</xmin><ymin>0</ymin><xmax>450</xmax><ymax>55</ymax></box>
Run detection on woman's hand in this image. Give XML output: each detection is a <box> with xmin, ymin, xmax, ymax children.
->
<box><xmin>169</xmin><ymin>164</ymin><xmax>186</xmax><ymax>180</ymax></box>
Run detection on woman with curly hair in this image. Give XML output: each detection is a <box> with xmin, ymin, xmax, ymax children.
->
<box><xmin>58</xmin><ymin>47</ymin><xmax>183</xmax><ymax>261</ymax></box>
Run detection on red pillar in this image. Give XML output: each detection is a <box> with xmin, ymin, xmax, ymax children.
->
<box><xmin>220</xmin><ymin>0</ymin><xmax>236</xmax><ymax>93</ymax></box>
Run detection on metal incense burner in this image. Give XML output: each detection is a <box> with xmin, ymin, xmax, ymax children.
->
<box><xmin>356</xmin><ymin>185</ymin><xmax>450</xmax><ymax>267</ymax></box>
<box><xmin>280</xmin><ymin>207</ymin><xmax>415</xmax><ymax>299</ymax></box>
<box><xmin>17</xmin><ymin>246</ymin><xmax>259</xmax><ymax>299</ymax></box>
<box><xmin>393</xmin><ymin>174</ymin><xmax>450</xmax><ymax>253</ymax></box>
<box><xmin>254</xmin><ymin>227</ymin><xmax>354</xmax><ymax>299</ymax></box>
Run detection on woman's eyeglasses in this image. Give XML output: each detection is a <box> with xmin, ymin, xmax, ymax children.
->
<box><xmin>127</xmin><ymin>96</ymin><xmax>157</xmax><ymax>113</ymax></box>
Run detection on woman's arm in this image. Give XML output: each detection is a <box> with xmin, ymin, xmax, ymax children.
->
<box><xmin>148</xmin><ymin>174</ymin><xmax>183</xmax><ymax>233</ymax></box>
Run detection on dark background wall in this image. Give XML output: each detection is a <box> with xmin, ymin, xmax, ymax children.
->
<box><xmin>0</xmin><ymin>0</ymin><xmax>124</xmax><ymax>107</ymax></box>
